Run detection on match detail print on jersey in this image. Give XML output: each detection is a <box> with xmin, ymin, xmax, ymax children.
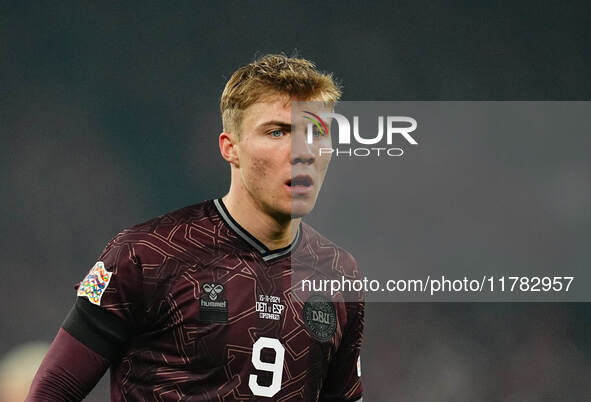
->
<box><xmin>77</xmin><ymin>261</ymin><xmax>112</xmax><ymax>306</ymax></box>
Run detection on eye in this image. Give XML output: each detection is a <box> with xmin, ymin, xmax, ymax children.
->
<box><xmin>269</xmin><ymin>129</ymin><xmax>285</xmax><ymax>138</ymax></box>
<box><xmin>312</xmin><ymin>125</ymin><xmax>325</xmax><ymax>137</ymax></box>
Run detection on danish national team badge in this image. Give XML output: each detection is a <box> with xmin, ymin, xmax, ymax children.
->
<box><xmin>77</xmin><ymin>261</ymin><xmax>112</xmax><ymax>306</ymax></box>
<box><xmin>303</xmin><ymin>295</ymin><xmax>337</xmax><ymax>342</ymax></box>
<box><xmin>198</xmin><ymin>283</ymin><xmax>228</xmax><ymax>322</ymax></box>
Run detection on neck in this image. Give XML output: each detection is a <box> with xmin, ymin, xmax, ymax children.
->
<box><xmin>221</xmin><ymin>193</ymin><xmax>300</xmax><ymax>251</ymax></box>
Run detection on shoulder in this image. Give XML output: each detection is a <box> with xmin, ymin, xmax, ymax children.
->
<box><xmin>102</xmin><ymin>199</ymin><xmax>217</xmax><ymax>267</ymax></box>
<box><xmin>90</xmin><ymin>200</ymin><xmax>217</xmax><ymax>306</ymax></box>
<box><xmin>299</xmin><ymin>222</ymin><xmax>360</xmax><ymax>280</ymax></box>
<box><xmin>108</xmin><ymin>200</ymin><xmax>214</xmax><ymax>245</ymax></box>
<box><xmin>299</xmin><ymin>223</ymin><xmax>365</xmax><ymax>306</ymax></box>
<box><xmin>115</xmin><ymin>199</ymin><xmax>214</xmax><ymax>239</ymax></box>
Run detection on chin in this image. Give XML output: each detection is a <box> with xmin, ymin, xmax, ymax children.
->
<box><xmin>289</xmin><ymin>199</ymin><xmax>316</xmax><ymax>218</ymax></box>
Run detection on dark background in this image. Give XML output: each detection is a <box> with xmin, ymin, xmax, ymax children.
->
<box><xmin>2</xmin><ymin>1</ymin><xmax>590</xmax><ymax>400</ymax></box>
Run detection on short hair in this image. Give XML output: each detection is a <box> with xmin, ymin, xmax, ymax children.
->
<box><xmin>220</xmin><ymin>54</ymin><xmax>342</xmax><ymax>135</ymax></box>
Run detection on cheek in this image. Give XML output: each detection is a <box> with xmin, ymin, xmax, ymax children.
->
<box><xmin>318</xmin><ymin>153</ymin><xmax>332</xmax><ymax>174</ymax></box>
<box><xmin>244</xmin><ymin>156</ymin><xmax>275</xmax><ymax>187</ymax></box>
<box><xmin>238</xmin><ymin>139</ymin><xmax>288</xmax><ymax>191</ymax></box>
<box><xmin>250</xmin><ymin>157</ymin><xmax>270</xmax><ymax>178</ymax></box>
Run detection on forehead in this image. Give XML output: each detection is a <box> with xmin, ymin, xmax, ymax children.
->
<box><xmin>241</xmin><ymin>94</ymin><xmax>292</xmax><ymax>128</ymax></box>
<box><xmin>241</xmin><ymin>94</ymin><xmax>331</xmax><ymax>130</ymax></box>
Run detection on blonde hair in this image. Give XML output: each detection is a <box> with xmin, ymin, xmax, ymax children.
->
<box><xmin>220</xmin><ymin>54</ymin><xmax>342</xmax><ymax>135</ymax></box>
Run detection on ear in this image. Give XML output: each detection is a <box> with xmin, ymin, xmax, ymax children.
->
<box><xmin>219</xmin><ymin>132</ymin><xmax>239</xmax><ymax>167</ymax></box>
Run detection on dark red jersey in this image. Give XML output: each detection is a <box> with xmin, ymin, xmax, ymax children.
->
<box><xmin>64</xmin><ymin>199</ymin><xmax>364</xmax><ymax>401</ymax></box>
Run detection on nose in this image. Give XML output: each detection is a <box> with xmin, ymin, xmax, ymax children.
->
<box><xmin>290</xmin><ymin>130</ymin><xmax>315</xmax><ymax>165</ymax></box>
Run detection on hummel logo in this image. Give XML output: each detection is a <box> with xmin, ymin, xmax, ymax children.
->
<box><xmin>202</xmin><ymin>283</ymin><xmax>224</xmax><ymax>301</ymax></box>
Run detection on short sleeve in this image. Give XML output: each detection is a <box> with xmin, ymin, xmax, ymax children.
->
<box><xmin>79</xmin><ymin>238</ymin><xmax>145</xmax><ymax>322</ymax></box>
<box><xmin>319</xmin><ymin>300</ymin><xmax>365</xmax><ymax>402</ymax></box>
<box><xmin>62</xmin><ymin>237</ymin><xmax>144</xmax><ymax>360</ymax></box>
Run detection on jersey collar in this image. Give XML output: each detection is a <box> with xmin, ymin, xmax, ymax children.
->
<box><xmin>213</xmin><ymin>198</ymin><xmax>301</xmax><ymax>262</ymax></box>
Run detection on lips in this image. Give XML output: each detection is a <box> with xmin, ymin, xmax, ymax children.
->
<box><xmin>286</xmin><ymin>175</ymin><xmax>314</xmax><ymax>187</ymax></box>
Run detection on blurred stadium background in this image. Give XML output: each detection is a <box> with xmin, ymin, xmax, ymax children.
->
<box><xmin>1</xmin><ymin>2</ymin><xmax>590</xmax><ymax>400</ymax></box>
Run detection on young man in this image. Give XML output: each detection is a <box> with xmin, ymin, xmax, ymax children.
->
<box><xmin>27</xmin><ymin>54</ymin><xmax>364</xmax><ymax>401</ymax></box>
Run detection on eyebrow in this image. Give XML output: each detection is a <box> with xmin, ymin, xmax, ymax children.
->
<box><xmin>256</xmin><ymin>120</ymin><xmax>292</xmax><ymax>130</ymax></box>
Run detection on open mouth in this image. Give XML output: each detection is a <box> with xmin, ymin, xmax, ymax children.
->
<box><xmin>286</xmin><ymin>175</ymin><xmax>313</xmax><ymax>188</ymax></box>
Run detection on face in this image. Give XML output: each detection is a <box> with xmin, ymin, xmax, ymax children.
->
<box><xmin>231</xmin><ymin>94</ymin><xmax>332</xmax><ymax>220</ymax></box>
